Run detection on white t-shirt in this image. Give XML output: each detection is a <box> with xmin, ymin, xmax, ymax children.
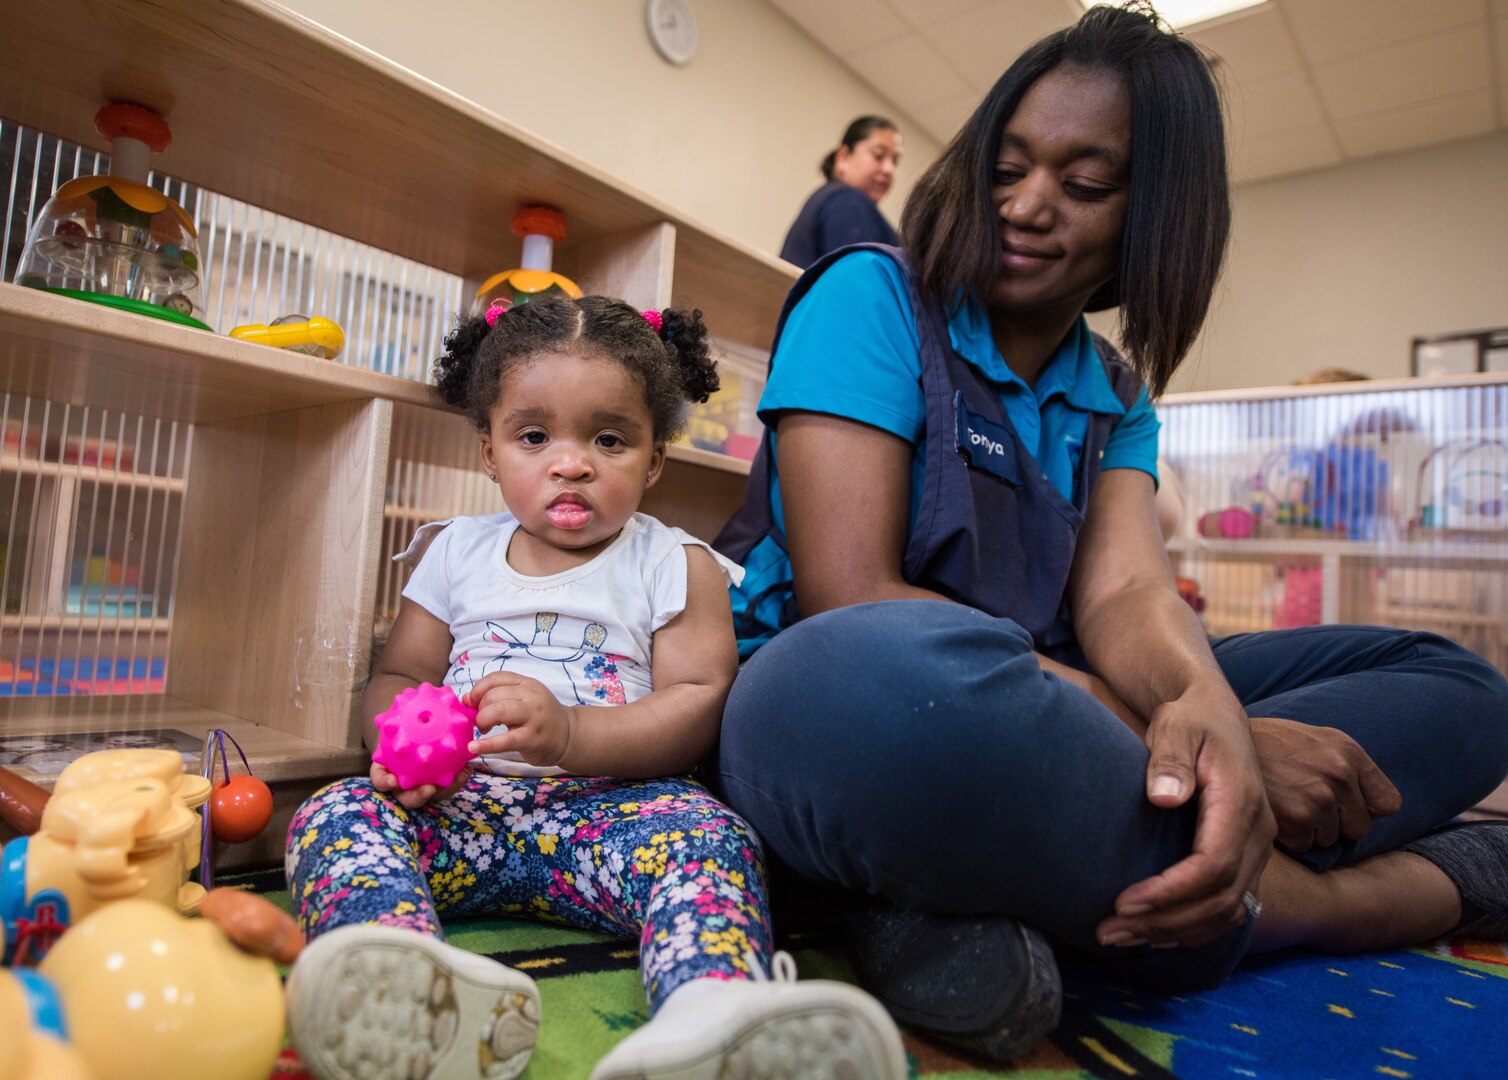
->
<box><xmin>398</xmin><ymin>512</ymin><xmax>743</xmax><ymax>777</ymax></box>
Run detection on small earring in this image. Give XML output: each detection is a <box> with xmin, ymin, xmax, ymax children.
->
<box><xmin>487</xmin><ymin>472</ymin><xmax>497</xmax><ymax>482</ymax></box>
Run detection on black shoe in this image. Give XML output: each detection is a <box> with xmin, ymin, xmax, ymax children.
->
<box><xmin>1400</xmin><ymin>820</ymin><xmax>1508</xmax><ymax>940</ymax></box>
<box><xmin>842</xmin><ymin>904</ymin><xmax>1061</xmax><ymax>1062</ymax></box>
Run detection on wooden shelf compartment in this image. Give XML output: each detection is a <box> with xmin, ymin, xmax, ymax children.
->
<box><xmin>0</xmin><ymin>0</ymin><xmax>780</xmax><ymax>798</ymax></box>
<box><xmin>0</xmin><ymin>0</ymin><xmax>794</xmax><ymax>350</ymax></box>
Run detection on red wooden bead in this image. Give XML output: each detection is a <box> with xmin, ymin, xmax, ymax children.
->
<box><xmin>210</xmin><ymin>774</ymin><xmax>274</xmax><ymax>843</ymax></box>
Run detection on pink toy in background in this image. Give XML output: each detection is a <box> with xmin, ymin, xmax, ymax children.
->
<box><xmin>372</xmin><ymin>683</ymin><xmax>477</xmax><ymax>790</ymax></box>
<box><xmin>1197</xmin><ymin>506</ymin><xmax>1256</xmax><ymax>539</ymax></box>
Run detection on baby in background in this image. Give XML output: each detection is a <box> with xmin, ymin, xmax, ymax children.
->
<box><xmin>283</xmin><ymin>295</ymin><xmax>905</xmax><ymax>1080</ymax></box>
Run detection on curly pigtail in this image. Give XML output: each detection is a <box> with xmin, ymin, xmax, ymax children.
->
<box><xmin>655</xmin><ymin>307</ymin><xmax>719</xmax><ymax>404</ymax></box>
<box><xmin>432</xmin><ymin>314</ymin><xmax>494</xmax><ymax>421</ymax></box>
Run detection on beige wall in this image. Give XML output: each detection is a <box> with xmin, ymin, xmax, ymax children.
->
<box><xmin>283</xmin><ymin>0</ymin><xmax>940</xmax><ymax>259</ymax></box>
<box><xmin>1108</xmin><ymin>130</ymin><xmax>1508</xmax><ymax>394</ymax></box>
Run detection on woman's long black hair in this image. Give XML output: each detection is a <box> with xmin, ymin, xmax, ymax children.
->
<box><xmin>901</xmin><ymin>1</ymin><xmax>1228</xmax><ymax>396</ymax></box>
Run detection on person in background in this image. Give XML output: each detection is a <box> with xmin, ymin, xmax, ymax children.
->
<box><xmin>716</xmin><ymin>1</ymin><xmax>1508</xmax><ymax>1064</ymax></box>
<box><xmin>779</xmin><ymin>115</ymin><xmax>902</xmax><ymax>268</ymax></box>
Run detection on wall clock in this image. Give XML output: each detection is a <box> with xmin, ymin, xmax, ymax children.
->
<box><xmin>646</xmin><ymin>0</ymin><xmax>699</xmax><ymax>65</ymax></box>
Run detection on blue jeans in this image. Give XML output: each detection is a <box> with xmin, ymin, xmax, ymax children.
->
<box><xmin>715</xmin><ymin>601</ymin><xmax>1508</xmax><ymax>989</ymax></box>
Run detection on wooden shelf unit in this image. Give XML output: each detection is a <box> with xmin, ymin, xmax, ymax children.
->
<box><xmin>0</xmin><ymin>0</ymin><xmax>791</xmax><ymax>807</ymax></box>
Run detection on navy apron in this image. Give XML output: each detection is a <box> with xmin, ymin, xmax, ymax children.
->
<box><xmin>716</xmin><ymin>243</ymin><xmax>1142</xmax><ymax>657</ymax></box>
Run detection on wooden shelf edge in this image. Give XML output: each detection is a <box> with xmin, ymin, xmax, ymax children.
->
<box><xmin>0</xmin><ymin>694</ymin><xmax>367</xmax><ymax>787</ymax></box>
<box><xmin>0</xmin><ymin>616</ymin><xmax>172</xmax><ymax>631</ymax></box>
<box><xmin>666</xmin><ymin>442</ymin><xmax>754</xmax><ymax>476</ymax></box>
<box><xmin>0</xmin><ymin>453</ymin><xmax>186</xmax><ymax>492</ymax></box>
<box><xmin>1163</xmin><ymin>370</ymin><xmax>1508</xmax><ymax>405</ymax></box>
<box><xmin>1168</xmin><ymin>536</ymin><xmax>1508</xmax><ymax>560</ymax></box>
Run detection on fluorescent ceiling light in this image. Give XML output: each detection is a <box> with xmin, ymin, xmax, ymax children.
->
<box><xmin>1078</xmin><ymin>0</ymin><xmax>1268</xmax><ymax>30</ymax></box>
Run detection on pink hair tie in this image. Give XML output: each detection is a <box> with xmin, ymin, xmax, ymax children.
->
<box><xmin>641</xmin><ymin>309</ymin><xmax>663</xmax><ymax>333</ymax></box>
<box><xmin>484</xmin><ymin>298</ymin><xmax>511</xmax><ymax>327</ymax></box>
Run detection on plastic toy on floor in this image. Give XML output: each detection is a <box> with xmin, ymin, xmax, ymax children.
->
<box><xmin>15</xmin><ymin>103</ymin><xmax>210</xmax><ymax>330</ymax></box>
<box><xmin>190</xmin><ymin>728</ymin><xmax>277</xmax><ymax>894</ymax></box>
<box><xmin>472</xmin><ymin>205</ymin><xmax>584</xmax><ymax>315</ymax></box>
<box><xmin>372</xmin><ymin>682</ymin><xmax>477</xmax><ymax>790</ymax></box>
<box><xmin>26</xmin><ymin>889</ymin><xmax>294</xmax><ymax>1080</ymax></box>
<box><xmin>0</xmin><ymin>967</ymin><xmax>90</xmax><ymax>1080</ymax></box>
<box><xmin>1</xmin><ymin>749</ymin><xmax>211</xmax><ymax>965</ymax></box>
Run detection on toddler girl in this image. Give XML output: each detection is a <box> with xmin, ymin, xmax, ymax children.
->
<box><xmin>283</xmin><ymin>296</ymin><xmax>905</xmax><ymax>1080</ymax></box>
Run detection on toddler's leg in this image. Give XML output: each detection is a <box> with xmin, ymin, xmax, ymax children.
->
<box><xmin>572</xmin><ymin>777</ymin><xmax>905</xmax><ymax>1080</ymax></box>
<box><xmin>500</xmin><ymin>775</ymin><xmax>777</xmax><ymax>1003</ymax></box>
<box><xmin>285</xmin><ymin>775</ymin><xmax>445</xmax><ymax>939</ymax></box>
<box><xmin>283</xmin><ymin>777</ymin><xmax>539</xmax><ymax>1080</ymax></box>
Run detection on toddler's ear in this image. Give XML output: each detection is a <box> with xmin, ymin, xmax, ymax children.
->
<box><xmin>646</xmin><ymin>442</ymin><xmax>668</xmax><ymax>487</ymax></box>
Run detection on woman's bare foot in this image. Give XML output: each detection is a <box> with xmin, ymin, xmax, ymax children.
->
<box><xmin>1248</xmin><ymin>849</ymin><xmax>1461</xmax><ymax>954</ymax></box>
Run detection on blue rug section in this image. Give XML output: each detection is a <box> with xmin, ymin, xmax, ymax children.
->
<box><xmin>1064</xmin><ymin>947</ymin><xmax>1508</xmax><ymax>1078</ymax></box>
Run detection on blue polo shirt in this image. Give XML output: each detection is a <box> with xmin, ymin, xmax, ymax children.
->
<box><xmin>731</xmin><ymin>250</ymin><xmax>1160</xmax><ymax>653</ymax></box>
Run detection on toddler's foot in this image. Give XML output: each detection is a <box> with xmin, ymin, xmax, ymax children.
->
<box><xmin>286</xmin><ymin>924</ymin><xmax>540</xmax><ymax>1080</ymax></box>
<box><xmin>589</xmin><ymin>952</ymin><xmax>907</xmax><ymax>1080</ymax></box>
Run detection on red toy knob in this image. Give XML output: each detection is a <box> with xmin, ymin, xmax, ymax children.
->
<box><xmin>95</xmin><ymin>102</ymin><xmax>172</xmax><ymax>152</ymax></box>
<box><xmin>511</xmin><ymin>205</ymin><xmax>568</xmax><ymax>242</ymax></box>
<box><xmin>211</xmin><ymin>773</ymin><xmax>274</xmax><ymax>843</ymax></box>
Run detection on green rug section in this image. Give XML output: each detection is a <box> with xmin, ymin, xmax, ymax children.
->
<box><xmin>240</xmin><ymin>868</ymin><xmax>1508</xmax><ymax>1079</ymax></box>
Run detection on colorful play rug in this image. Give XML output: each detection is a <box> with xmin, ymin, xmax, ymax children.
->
<box><xmin>231</xmin><ymin>868</ymin><xmax>1508</xmax><ymax>1080</ymax></box>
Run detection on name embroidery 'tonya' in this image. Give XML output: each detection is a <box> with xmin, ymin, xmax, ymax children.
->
<box><xmin>967</xmin><ymin>428</ymin><xmax>1005</xmax><ymax>457</ymax></box>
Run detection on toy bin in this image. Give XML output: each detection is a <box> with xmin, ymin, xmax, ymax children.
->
<box><xmin>683</xmin><ymin>338</ymin><xmax>768</xmax><ymax>461</ymax></box>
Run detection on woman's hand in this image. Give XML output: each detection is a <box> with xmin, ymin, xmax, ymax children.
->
<box><xmin>370</xmin><ymin>759</ymin><xmax>472</xmax><ymax>810</ymax></box>
<box><xmin>464</xmin><ymin>672</ymin><xmax>575</xmax><ymax>768</ymax></box>
<box><xmin>1249</xmin><ymin>716</ymin><xmax>1400</xmax><ymax>851</ymax></box>
<box><xmin>1097</xmin><ymin>692</ymin><xmax>1276</xmax><ymax>949</ymax></box>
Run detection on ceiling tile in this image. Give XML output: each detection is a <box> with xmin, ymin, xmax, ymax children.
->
<box><xmin>905</xmin><ymin>92</ymin><xmax>981</xmax><ymax>143</ymax></box>
<box><xmin>1229</xmin><ymin>123</ymin><xmax>1342</xmax><ymax>184</ymax></box>
<box><xmin>1188</xmin><ymin>6</ymin><xmax>1303</xmax><ymax>83</ymax></box>
<box><xmin>919</xmin><ymin>0</ymin><xmax>1075</xmax><ymax>87</ymax></box>
<box><xmin>766</xmin><ymin>0</ymin><xmax>913</xmax><ymax>55</ymax></box>
<box><xmin>1334</xmin><ymin>90</ymin><xmax>1497</xmax><ymax>158</ymax></box>
<box><xmin>1224</xmin><ymin>69</ymin><xmax>1327</xmax><ymax>146</ymax></box>
<box><xmin>844</xmin><ymin>32</ymin><xmax>973</xmax><ymax>108</ymax></box>
<box><xmin>887</xmin><ymin>0</ymin><xmax>1014</xmax><ymax>29</ymax></box>
<box><xmin>1279</xmin><ymin>0</ymin><xmax>1484</xmax><ymax>65</ymax></box>
<box><xmin>1311</xmin><ymin>26</ymin><xmax>1491</xmax><ymax>120</ymax></box>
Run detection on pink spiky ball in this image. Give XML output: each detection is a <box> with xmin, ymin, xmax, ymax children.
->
<box><xmin>372</xmin><ymin>683</ymin><xmax>477</xmax><ymax>790</ymax></box>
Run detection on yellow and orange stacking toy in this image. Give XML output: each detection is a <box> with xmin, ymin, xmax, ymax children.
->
<box><xmin>472</xmin><ymin>205</ymin><xmax>583</xmax><ymax>314</ymax></box>
<box><xmin>15</xmin><ymin>103</ymin><xmax>210</xmax><ymax>330</ymax></box>
<box><xmin>1</xmin><ymin>749</ymin><xmax>211</xmax><ymax>967</ymax></box>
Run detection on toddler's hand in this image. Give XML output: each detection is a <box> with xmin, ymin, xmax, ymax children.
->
<box><xmin>465</xmin><ymin>672</ymin><xmax>575</xmax><ymax>768</ymax></box>
<box><xmin>370</xmin><ymin>758</ymin><xmax>471</xmax><ymax>810</ymax></box>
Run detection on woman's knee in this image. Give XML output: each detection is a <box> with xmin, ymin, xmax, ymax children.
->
<box><xmin>725</xmin><ymin>600</ymin><xmax>1038</xmax><ymax>751</ymax></box>
<box><xmin>1414</xmin><ymin>633</ymin><xmax>1508</xmax><ymax>780</ymax></box>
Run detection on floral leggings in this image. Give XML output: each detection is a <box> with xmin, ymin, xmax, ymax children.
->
<box><xmin>285</xmin><ymin>772</ymin><xmax>773</xmax><ymax>1011</ymax></box>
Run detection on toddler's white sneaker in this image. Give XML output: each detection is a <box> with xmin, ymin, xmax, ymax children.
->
<box><xmin>286</xmin><ymin>924</ymin><xmax>540</xmax><ymax>1080</ymax></box>
<box><xmin>590</xmin><ymin>951</ymin><xmax>908</xmax><ymax>1080</ymax></box>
